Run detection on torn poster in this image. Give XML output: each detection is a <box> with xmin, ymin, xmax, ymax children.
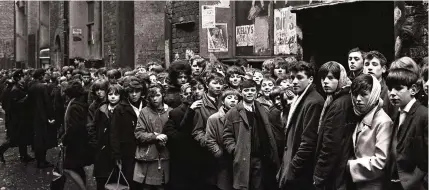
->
<box><xmin>202</xmin><ymin>5</ymin><xmax>215</xmax><ymax>29</ymax></box>
<box><xmin>235</xmin><ymin>24</ymin><xmax>254</xmax><ymax>47</ymax></box>
<box><xmin>208</xmin><ymin>23</ymin><xmax>228</xmax><ymax>52</ymax></box>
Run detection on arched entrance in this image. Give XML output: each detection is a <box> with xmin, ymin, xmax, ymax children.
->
<box><xmin>54</xmin><ymin>35</ymin><xmax>62</xmax><ymax>68</ymax></box>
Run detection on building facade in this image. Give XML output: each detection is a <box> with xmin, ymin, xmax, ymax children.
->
<box><xmin>11</xmin><ymin>1</ymin><xmax>429</xmax><ymax>69</ymax></box>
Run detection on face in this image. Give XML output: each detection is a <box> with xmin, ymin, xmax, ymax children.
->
<box><xmin>181</xmin><ymin>87</ymin><xmax>192</xmax><ymax>100</ymax></box>
<box><xmin>261</xmin><ymin>80</ymin><xmax>274</xmax><ymax>97</ymax></box>
<box><xmin>321</xmin><ymin>72</ymin><xmax>339</xmax><ymax>94</ymax></box>
<box><xmin>348</xmin><ymin>52</ymin><xmax>364</xmax><ymax>72</ymax></box>
<box><xmin>242</xmin><ymin>87</ymin><xmax>258</xmax><ymax>103</ymax></box>
<box><xmin>96</xmin><ymin>89</ymin><xmax>106</xmax><ymax>100</ymax></box>
<box><xmin>82</xmin><ymin>75</ymin><xmax>91</xmax><ymax>84</ymax></box>
<box><xmin>229</xmin><ymin>74</ymin><xmax>242</xmax><ymax>87</ymax></box>
<box><xmin>253</xmin><ymin>72</ymin><xmax>263</xmax><ymax>85</ymax></box>
<box><xmin>352</xmin><ymin>90</ymin><xmax>370</xmax><ymax>113</ymax></box>
<box><xmin>149</xmin><ymin>75</ymin><xmax>157</xmax><ymax>84</ymax></box>
<box><xmin>192</xmin><ymin>83</ymin><xmax>205</xmax><ymax>100</ymax></box>
<box><xmin>191</xmin><ymin>61</ymin><xmax>203</xmax><ymax>76</ymax></box>
<box><xmin>207</xmin><ymin>80</ymin><xmax>223</xmax><ymax>97</ymax></box>
<box><xmin>279</xmin><ymin>78</ymin><xmax>292</xmax><ymax>89</ymax></box>
<box><xmin>108</xmin><ymin>90</ymin><xmax>120</xmax><ymax>105</ymax></box>
<box><xmin>273</xmin><ymin>95</ymin><xmax>283</xmax><ymax>110</ymax></box>
<box><xmin>363</xmin><ymin>58</ymin><xmax>385</xmax><ymax>80</ymax></box>
<box><xmin>128</xmin><ymin>89</ymin><xmax>142</xmax><ymax>103</ymax></box>
<box><xmin>159</xmin><ymin>78</ymin><xmax>170</xmax><ymax>90</ymax></box>
<box><xmin>149</xmin><ymin>88</ymin><xmax>163</xmax><ymax>108</ymax></box>
<box><xmin>138</xmin><ymin>67</ymin><xmax>146</xmax><ymax>73</ymax></box>
<box><xmin>388</xmin><ymin>85</ymin><xmax>415</xmax><ymax>108</ymax></box>
<box><xmin>177</xmin><ymin>73</ymin><xmax>188</xmax><ymax>85</ymax></box>
<box><xmin>274</xmin><ymin>67</ymin><xmax>286</xmax><ymax>78</ymax></box>
<box><xmin>291</xmin><ymin>71</ymin><xmax>313</xmax><ymax>95</ymax></box>
<box><xmin>223</xmin><ymin>95</ymin><xmax>239</xmax><ymax>110</ymax></box>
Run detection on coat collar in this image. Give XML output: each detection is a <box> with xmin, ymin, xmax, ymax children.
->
<box><xmin>99</xmin><ymin>103</ymin><xmax>109</xmax><ymax>118</ymax></box>
<box><xmin>236</xmin><ymin>101</ymin><xmax>266</xmax><ymax>128</ymax></box>
<box><xmin>361</xmin><ymin>101</ymin><xmax>382</xmax><ymax>128</ymax></box>
<box><xmin>202</xmin><ymin>93</ymin><xmax>218</xmax><ymax>110</ymax></box>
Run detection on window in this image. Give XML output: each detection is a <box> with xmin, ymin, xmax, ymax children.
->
<box><xmin>87</xmin><ymin>1</ymin><xmax>95</xmax><ymax>54</ymax></box>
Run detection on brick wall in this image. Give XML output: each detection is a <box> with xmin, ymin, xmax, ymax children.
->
<box><xmin>103</xmin><ymin>1</ymin><xmax>118</xmax><ymax>68</ymax></box>
<box><xmin>49</xmin><ymin>1</ymin><xmax>64</xmax><ymax>68</ymax></box>
<box><xmin>0</xmin><ymin>2</ymin><xmax>14</xmax><ymax>69</ymax></box>
<box><xmin>170</xmin><ymin>1</ymin><xmax>199</xmax><ymax>60</ymax></box>
<box><xmin>397</xmin><ymin>1</ymin><xmax>428</xmax><ymax>64</ymax></box>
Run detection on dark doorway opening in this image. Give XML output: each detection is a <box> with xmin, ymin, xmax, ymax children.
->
<box><xmin>297</xmin><ymin>1</ymin><xmax>394</xmax><ymax>73</ymax></box>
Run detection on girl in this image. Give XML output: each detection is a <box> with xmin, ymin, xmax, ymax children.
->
<box><xmin>88</xmin><ymin>84</ymin><xmax>123</xmax><ymax>190</ymax></box>
<box><xmin>165</xmin><ymin>61</ymin><xmax>192</xmax><ymax>108</ymax></box>
<box><xmin>225</xmin><ymin>66</ymin><xmax>244</xmax><ymax>90</ymax></box>
<box><xmin>134</xmin><ymin>84</ymin><xmax>172</xmax><ymax>190</ymax></box>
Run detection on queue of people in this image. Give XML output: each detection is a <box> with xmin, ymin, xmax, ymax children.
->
<box><xmin>0</xmin><ymin>50</ymin><xmax>427</xmax><ymax>190</ymax></box>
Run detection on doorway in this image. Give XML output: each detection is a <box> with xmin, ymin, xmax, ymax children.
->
<box><xmin>297</xmin><ymin>1</ymin><xmax>394</xmax><ymax>72</ymax></box>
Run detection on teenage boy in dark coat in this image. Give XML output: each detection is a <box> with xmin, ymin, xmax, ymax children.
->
<box><xmin>313</xmin><ymin>62</ymin><xmax>357</xmax><ymax>190</ymax></box>
<box><xmin>277</xmin><ymin>61</ymin><xmax>324</xmax><ymax>190</ymax></box>
<box><xmin>386</xmin><ymin>68</ymin><xmax>428</xmax><ymax>190</ymax></box>
<box><xmin>223</xmin><ymin>79</ymin><xmax>280</xmax><ymax>190</ymax></box>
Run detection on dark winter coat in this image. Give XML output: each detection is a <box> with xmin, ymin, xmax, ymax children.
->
<box><xmin>268</xmin><ymin>106</ymin><xmax>288</xmax><ymax>161</ymax></box>
<box><xmin>51</xmin><ymin>85</ymin><xmax>65</xmax><ymax>139</ymax></box>
<box><xmin>223</xmin><ymin>101</ymin><xmax>280</xmax><ymax>190</ymax></box>
<box><xmin>110</xmin><ymin>99</ymin><xmax>144</xmax><ymax>182</ymax></box>
<box><xmin>192</xmin><ymin>93</ymin><xmax>219</xmax><ymax>185</ymax></box>
<box><xmin>63</xmin><ymin>95</ymin><xmax>93</xmax><ymax>169</ymax></box>
<box><xmin>313</xmin><ymin>87</ymin><xmax>359</xmax><ymax>190</ymax></box>
<box><xmin>1</xmin><ymin>82</ymin><xmax>13</xmax><ymax>133</ymax></box>
<box><xmin>87</xmin><ymin>103</ymin><xmax>116</xmax><ymax>178</ymax></box>
<box><xmin>162</xmin><ymin>101</ymin><xmax>202</xmax><ymax>190</ymax></box>
<box><xmin>277</xmin><ymin>84</ymin><xmax>324</xmax><ymax>188</ymax></box>
<box><xmin>8</xmin><ymin>83</ymin><xmax>33</xmax><ymax>146</ymax></box>
<box><xmin>28</xmin><ymin>80</ymin><xmax>56</xmax><ymax>151</ymax></box>
<box><xmin>389</xmin><ymin>101</ymin><xmax>428</xmax><ymax>190</ymax></box>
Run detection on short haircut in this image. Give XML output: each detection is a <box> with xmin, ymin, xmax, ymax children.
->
<box><xmin>107</xmin><ymin>69</ymin><xmax>122</xmax><ymax>80</ymax></box>
<box><xmin>351</xmin><ymin>74</ymin><xmax>373</xmax><ymax>96</ymax></box>
<box><xmin>80</xmin><ymin>69</ymin><xmax>91</xmax><ymax>76</ymax></box>
<box><xmin>190</xmin><ymin>77</ymin><xmax>206</xmax><ymax>90</ymax></box>
<box><xmin>206</xmin><ymin>72</ymin><xmax>225</xmax><ymax>84</ymax></box>
<box><xmin>147</xmin><ymin>83</ymin><xmax>165</xmax><ymax>98</ymax></box>
<box><xmin>65</xmin><ymin>79</ymin><xmax>85</xmax><ymax>98</ymax></box>
<box><xmin>261</xmin><ymin>77</ymin><xmax>275</xmax><ymax>84</ymax></box>
<box><xmin>386</xmin><ymin>68</ymin><xmax>419</xmax><ymax>89</ymax></box>
<box><xmin>92</xmin><ymin>79</ymin><xmax>109</xmax><ymax>93</ymax></box>
<box><xmin>96</xmin><ymin>67</ymin><xmax>107</xmax><ymax>76</ymax></box>
<box><xmin>318</xmin><ymin>61</ymin><xmax>342</xmax><ymax>80</ymax></box>
<box><xmin>240</xmin><ymin>79</ymin><xmax>258</xmax><ymax>89</ymax></box>
<box><xmin>226</xmin><ymin>66</ymin><xmax>245</xmax><ymax>78</ymax></box>
<box><xmin>269</xmin><ymin>86</ymin><xmax>285</xmax><ymax>102</ymax></box>
<box><xmin>390</xmin><ymin>57</ymin><xmax>420</xmax><ymax>75</ymax></box>
<box><xmin>180</xmin><ymin>83</ymin><xmax>191</xmax><ymax>94</ymax></box>
<box><xmin>289</xmin><ymin>61</ymin><xmax>315</xmax><ymax>78</ymax></box>
<box><xmin>220</xmin><ymin>89</ymin><xmax>241</xmax><ymax>102</ymax></box>
<box><xmin>273</xmin><ymin>57</ymin><xmax>288</xmax><ymax>69</ymax></box>
<box><xmin>262</xmin><ymin>58</ymin><xmax>275</xmax><ymax>71</ymax></box>
<box><xmin>107</xmin><ymin>84</ymin><xmax>124</xmax><ymax>95</ymax></box>
<box><xmin>364</xmin><ymin>51</ymin><xmax>387</xmax><ymax>67</ymax></box>
<box><xmin>348</xmin><ymin>47</ymin><xmax>365</xmax><ymax>57</ymax></box>
<box><xmin>422</xmin><ymin>63</ymin><xmax>428</xmax><ymax>82</ymax></box>
<box><xmin>234</xmin><ymin>58</ymin><xmax>248</xmax><ymax>67</ymax></box>
<box><xmin>275</xmin><ymin>75</ymin><xmax>290</xmax><ymax>86</ymax></box>
<box><xmin>190</xmin><ymin>56</ymin><xmax>207</xmax><ymax>68</ymax></box>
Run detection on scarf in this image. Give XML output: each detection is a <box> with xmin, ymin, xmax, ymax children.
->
<box><xmin>129</xmin><ymin>99</ymin><xmax>143</xmax><ymax>117</ymax></box>
<box><xmin>352</xmin><ymin>75</ymin><xmax>382</xmax><ymax>116</ymax></box>
<box><xmin>286</xmin><ymin>83</ymin><xmax>312</xmax><ymax>130</ymax></box>
<box><xmin>318</xmin><ymin>63</ymin><xmax>352</xmax><ymax>132</ymax></box>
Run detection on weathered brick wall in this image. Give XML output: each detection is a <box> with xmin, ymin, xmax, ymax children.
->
<box><xmin>170</xmin><ymin>1</ymin><xmax>199</xmax><ymax>60</ymax></box>
<box><xmin>397</xmin><ymin>1</ymin><xmax>428</xmax><ymax>64</ymax></box>
<box><xmin>134</xmin><ymin>1</ymin><xmax>165</xmax><ymax>67</ymax></box>
<box><xmin>103</xmin><ymin>1</ymin><xmax>118</xmax><ymax>68</ymax></box>
<box><xmin>49</xmin><ymin>1</ymin><xmax>64</xmax><ymax>68</ymax></box>
<box><xmin>0</xmin><ymin>2</ymin><xmax>14</xmax><ymax>69</ymax></box>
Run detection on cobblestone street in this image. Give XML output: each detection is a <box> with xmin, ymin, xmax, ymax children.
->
<box><xmin>0</xmin><ymin>110</ymin><xmax>96</xmax><ymax>190</ymax></box>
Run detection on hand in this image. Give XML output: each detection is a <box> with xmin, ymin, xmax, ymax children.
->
<box><xmin>116</xmin><ymin>159</ymin><xmax>122</xmax><ymax>170</ymax></box>
<box><xmin>48</xmin><ymin>119</ymin><xmax>55</xmax><ymax>124</ymax></box>
<box><xmin>156</xmin><ymin>134</ymin><xmax>168</xmax><ymax>143</ymax></box>
<box><xmin>190</xmin><ymin>100</ymin><xmax>203</xmax><ymax>110</ymax></box>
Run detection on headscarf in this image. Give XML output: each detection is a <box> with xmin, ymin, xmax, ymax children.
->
<box><xmin>352</xmin><ymin>75</ymin><xmax>382</xmax><ymax>116</ymax></box>
<box><xmin>318</xmin><ymin>62</ymin><xmax>352</xmax><ymax>132</ymax></box>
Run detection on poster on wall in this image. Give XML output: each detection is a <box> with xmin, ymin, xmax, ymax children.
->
<box><xmin>72</xmin><ymin>28</ymin><xmax>83</xmax><ymax>41</ymax></box>
<box><xmin>274</xmin><ymin>7</ymin><xmax>297</xmax><ymax>55</ymax></box>
<box><xmin>254</xmin><ymin>16</ymin><xmax>269</xmax><ymax>54</ymax></box>
<box><xmin>202</xmin><ymin>5</ymin><xmax>216</xmax><ymax>29</ymax></box>
<box><xmin>214</xmin><ymin>0</ymin><xmax>230</xmax><ymax>8</ymax></box>
<box><xmin>236</xmin><ymin>24</ymin><xmax>254</xmax><ymax>47</ymax></box>
<box><xmin>208</xmin><ymin>23</ymin><xmax>228</xmax><ymax>52</ymax></box>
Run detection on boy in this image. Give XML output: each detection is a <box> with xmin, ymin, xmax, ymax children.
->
<box><xmin>277</xmin><ymin>61</ymin><xmax>324</xmax><ymax>190</ymax></box>
<box><xmin>386</xmin><ymin>68</ymin><xmax>428</xmax><ymax>190</ymax></box>
<box><xmin>363</xmin><ymin>51</ymin><xmax>395</xmax><ymax>116</ymax></box>
<box><xmin>223</xmin><ymin>79</ymin><xmax>279</xmax><ymax>190</ymax></box>
<box><xmin>205</xmin><ymin>89</ymin><xmax>240</xmax><ymax>190</ymax></box>
<box><xmin>348</xmin><ymin>47</ymin><xmax>365</xmax><ymax>80</ymax></box>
